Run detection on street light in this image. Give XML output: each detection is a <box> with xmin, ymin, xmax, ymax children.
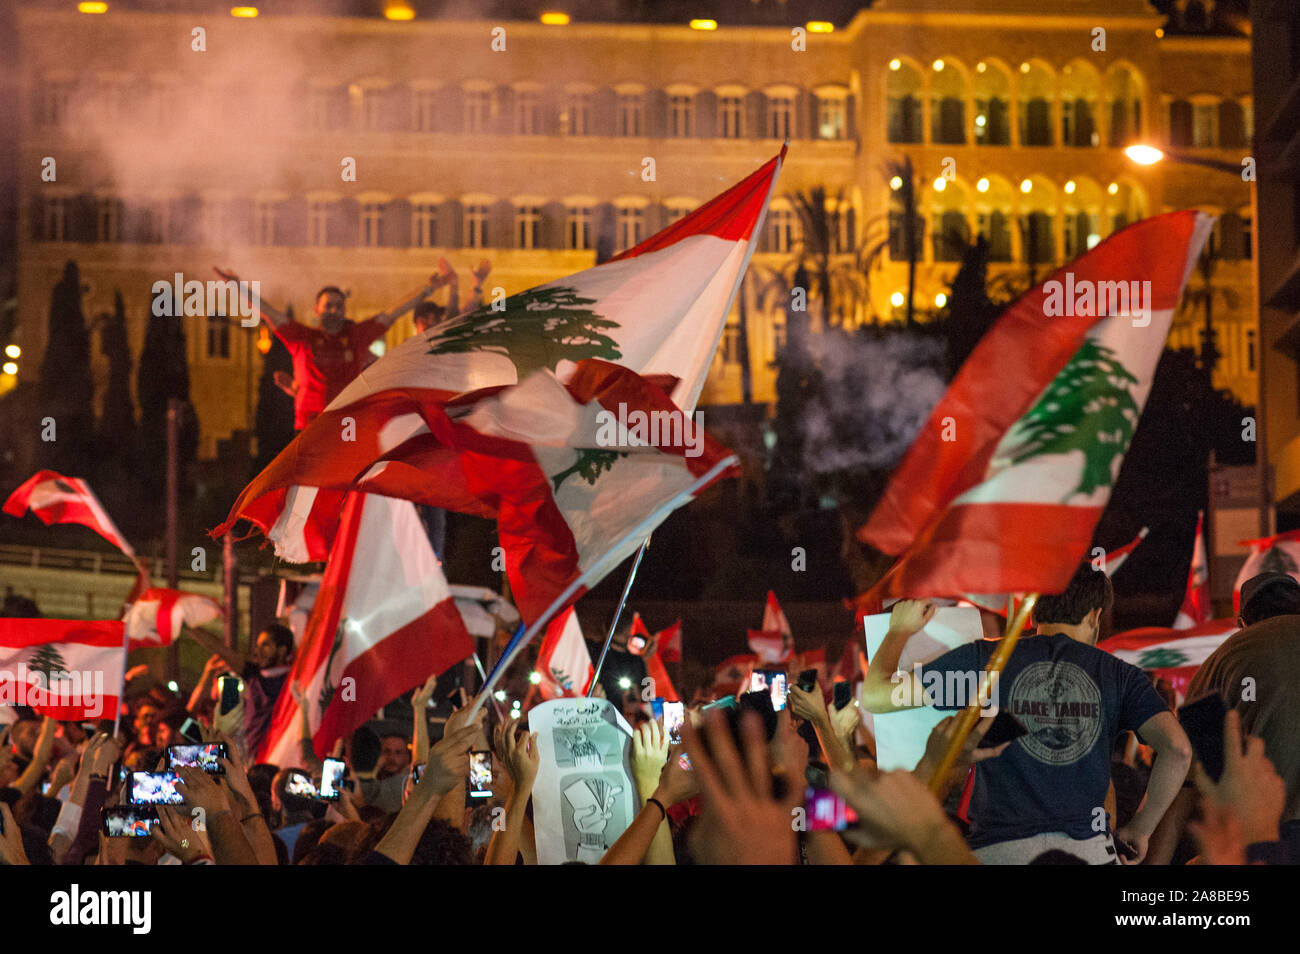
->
<box><xmin>1124</xmin><ymin>142</ymin><xmax>1245</xmax><ymax>176</ymax></box>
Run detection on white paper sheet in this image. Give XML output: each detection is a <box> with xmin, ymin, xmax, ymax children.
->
<box><xmin>528</xmin><ymin>698</ymin><xmax>637</xmax><ymax>865</ymax></box>
<box><xmin>861</xmin><ymin>606</ymin><xmax>984</xmax><ymax>771</ymax></box>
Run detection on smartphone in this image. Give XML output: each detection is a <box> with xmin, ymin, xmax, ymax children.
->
<box><xmin>468</xmin><ymin>750</ymin><xmax>493</xmax><ymax>799</ymax></box>
<box><xmin>166</xmin><ymin>742</ymin><xmax>228</xmax><ymax>775</ymax></box>
<box><xmin>977</xmin><ymin>710</ymin><xmax>1028</xmax><ymax>749</ymax></box>
<box><xmin>41</xmin><ymin>781</ymin><xmax>52</xmax><ymax>796</ymax></box>
<box><xmin>662</xmin><ymin>700</ymin><xmax>686</xmax><ymax>745</ymax></box>
<box><xmin>410</xmin><ymin>762</ymin><xmax>425</xmax><ymax>785</ymax></box>
<box><xmin>178</xmin><ymin>717</ymin><xmax>205</xmax><ymax>744</ymax></box>
<box><xmin>833</xmin><ymin>681</ymin><xmax>853</xmax><ymax>711</ymax></box>
<box><xmin>1178</xmin><ymin>693</ymin><xmax>1228</xmax><ymax>782</ymax></box>
<box><xmin>751</xmin><ymin>669</ymin><xmax>788</xmax><ymax>712</ymax></box>
<box><xmin>650</xmin><ymin>697</ymin><xmax>665</xmax><ymax>720</ymax></box>
<box><xmin>797</xmin><ymin>669</ymin><xmax>818</xmax><ymax>693</ymax></box>
<box><xmin>217</xmin><ymin>675</ymin><xmax>241</xmax><ymax>716</ymax></box>
<box><xmin>284</xmin><ymin>773</ymin><xmax>318</xmax><ymax>799</ymax></box>
<box><xmin>128</xmin><ymin>771</ymin><xmax>184</xmax><ymax>805</ymax></box>
<box><xmin>804</xmin><ymin>787</ymin><xmax>858</xmax><ymax>832</ymax></box>
<box><xmin>318</xmin><ymin>757</ymin><xmax>346</xmax><ymax>802</ymax></box>
<box><xmin>102</xmin><ymin>805</ymin><xmax>159</xmax><ymax>838</ymax></box>
<box><xmin>629</xmin><ymin>634</ymin><xmax>648</xmax><ymax>653</ymax></box>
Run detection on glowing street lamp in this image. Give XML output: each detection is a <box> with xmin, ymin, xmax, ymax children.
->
<box><xmin>689</xmin><ymin>19</ymin><xmax>717</xmax><ymax>31</ymax></box>
<box><xmin>806</xmin><ymin>22</ymin><xmax>834</xmax><ymax>34</ymax></box>
<box><xmin>77</xmin><ymin>2</ymin><xmax>107</xmax><ymax>12</ymax></box>
<box><xmin>1124</xmin><ymin>144</ymin><xmax>1165</xmax><ymax>166</ymax></box>
<box><xmin>540</xmin><ymin>11</ymin><xmax>570</xmax><ymax>25</ymax></box>
<box><xmin>230</xmin><ymin>6</ymin><xmax>258</xmax><ymax>17</ymax></box>
<box><xmin>384</xmin><ymin>1</ymin><xmax>415</xmax><ymax>21</ymax></box>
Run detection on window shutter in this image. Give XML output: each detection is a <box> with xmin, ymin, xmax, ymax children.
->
<box><xmin>646</xmin><ymin>88</ymin><xmax>668</xmax><ymax>138</ymax></box>
<box><xmin>490</xmin><ymin>199</ymin><xmax>515</xmax><ymax>249</ymax></box>
<box><xmin>541</xmin><ymin>86</ymin><xmax>561</xmax><ymax>135</ymax></box>
<box><xmin>385</xmin><ymin>199</ymin><xmax>411</xmax><ymax>248</ymax></box>
<box><xmin>442</xmin><ymin>199</ymin><xmax>463</xmax><ymax>248</ymax></box>
<box><xmin>845</xmin><ymin>93</ymin><xmax>857</xmax><ymax>142</ymax></box>
<box><xmin>279</xmin><ymin>196</ymin><xmax>307</xmax><ymax>247</ymax></box>
<box><xmin>798</xmin><ymin>89</ymin><xmax>816</xmax><ymax>139</ymax></box>
<box><xmin>439</xmin><ymin>86</ymin><xmax>463</xmax><ymax>133</ymax></box>
<box><xmin>495</xmin><ymin>86</ymin><xmax>515</xmax><ymax>135</ymax></box>
<box><xmin>328</xmin><ymin>87</ymin><xmax>349</xmax><ymax>129</ymax></box>
<box><xmin>384</xmin><ymin>85</ymin><xmax>411</xmax><ymax>132</ymax></box>
<box><xmin>1168</xmin><ymin>100</ymin><xmax>1193</xmax><ymax>148</ymax></box>
<box><xmin>695</xmin><ymin>91</ymin><xmax>717</xmax><ymax>138</ymax></box>
<box><xmin>333</xmin><ymin>198</ymin><xmax>360</xmax><ymax>247</ymax></box>
<box><xmin>542</xmin><ymin>200</ymin><xmax>566</xmax><ymax>249</ymax></box>
<box><xmin>227</xmin><ymin>196</ymin><xmax>253</xmax><ymax>245</ymax></box>
<box><xmin>745</xmin><ymin>90</ymin><xmax>765</xmax><ymax>139</ymax></box>
<box><xmin>1218</xmin><ymin>100</ymin><xmax>1244</xmax><ymax>148</ymax></box>
<box><xmin>594</xmin><ymin>203</ymin><xmax>617</xmax><ymax>264</ymax></box>
<box><xmin>593</xmin><ymin>87</ymin><xmax>617</xmax><ymax>135</ymax></box>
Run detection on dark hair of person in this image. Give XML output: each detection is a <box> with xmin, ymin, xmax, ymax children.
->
<box><xmin>273</xmin><ymin>768</ymin><xmax>315</xmax><ymax>817</ymax></box>
<box><xmin>291</xmin><ymin>818</ymin><xmax>334</xmax><ymax>865</ymax></box>
<box><xmin>315</xmin><ymin>286</ymin><xmax>345</xmax><ymax>303</ymax></box>
<box><xmin>261</xmin><ymin>623</ymin><xmax>295</xmax><ymax>655</ymax></box>
<box><xmin>1028</xmin><ymin>849</ymin><xmax>1089</xmax><ymax>865</ymax></box>
<box><xmin>1241</xmin><ymin>585</ymin><xmax>1300</xmax><ymax>626</ymax></box>
<box><xmin>1033</xmin><ymin>564</ymin><xmax>1114</xmax><ymax>626</ymax></box>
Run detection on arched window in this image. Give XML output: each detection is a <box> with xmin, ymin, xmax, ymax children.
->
<box><xmin>929</xmin><ymin>178</ymin><xmax>969</xmax><ymax>262</ymax></box>
<box><xmin>930</xmin><ymin>59</ymin><xmax>966</xmax><ymax>144</ymax></box>
<box><xmin>973</xmin><ymin>176</ymin><xmax>1014</xmax><ymax>262</ymax></box>
<box><xmin>886</xmin><ymin>60</ymin><xmax>923</xmax><ymax>143</ymax></box>
<box><xmin>1060</xmin><ymin>61</ymin><xmax>1101</xmax><ymax>147</ymax></box>
<box><xmin>1105</xmin><ymin>65</ymin><xmax>1144</xmax><ymax>147</ymax></box>
<box><xmin>1106</xmin><ymin>181</ymin><xmax>1146</xmax><ymax>235</ymax></box>
<box><xmin>1168</xmin><ymin>98</ymin><xmax>1193</xmax><ymax>147</ymax></box>
<box><xmin>1018</xmin><ymin>61</ymin><xmax>1054</xmax><ymax>146</ymax></box>
<box><xmin>974</xmin><ymin>61</ymin><xmax>1011</xmax><ymax>145</ymax></box>
<box><xmin>1063</xmin><ymin>178</ymin><xmax>1103</xmax><ymax>260</ymax></box>
<box><xmin>1018</xmin><ymin>177</ymin><xmax>1056</xmax><ymax>264</ymax></box>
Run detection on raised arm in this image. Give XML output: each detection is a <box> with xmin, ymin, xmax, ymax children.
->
<box><xmin>14</xmin><ymin>716</ymin><xmax>57</xmax><ymax>796</ymax></box>
<box><xmin>861</xmin><ymin>600</ymin><xmax>936</xmax><ymax>713</ymax></box>
<box><xmin>187</xmin><ymin>626</ymin><xmax>249</xmax><ymax>677</ymax></box>
<box><xmin>1115</xmin><ymin>709</ymin><xmax>1193</xmax><ymax>864</ymax></box>
<box><xmin>484</xmin><ymin>722</ymin><xmax>539</xmax><ymax>866</ymax></box>
<box><xmin>411</xmin><ymin>674</ymin><xmax>438</xmax><ymax>765</ymax></box>
<box><xmin>371</xmin><ymin>268</ymin><xmax>449</xmax><ymax>329</ymax></box>
<box><xmin>213</xmin><ymin>266</ymin><xmax>289</xmax><ymax>329</ymax></box>
<box><xmin>288</xmin><ymin>681</ymin><xmax>324</xmax><ymax>776</ymax></box>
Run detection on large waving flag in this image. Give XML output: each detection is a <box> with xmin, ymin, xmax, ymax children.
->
<box><xmin>1099</xmin><ymin>617</ymin><xmax>1237</xmax><ymax>699</ymax></box>
<box><xmin>0</xmin><ymin>619</ymin><xmax>127</xmax><ymax>721</ymax></box>
<box><xmin>535</xmin><ymin>607</ymin><xmax>594</xmax><ymax>700</ymax></box>
<box><xmin>4</xmin><ymin>470</ymin><xmax>137</xmax><ymax>560</ymax></box>
<box><xmin>1232</xmin><ymin>528</ymin><xmax>1300</xmax><ymax>612</ymax></box>
<box><xmin>123</xmin><ymin>588</ymin><xmax>223</xmax><ymax>648</ymax></box>
<box><xmin>859</xmin><ymin>211</ymin><xmax>1214</xmax><ymax>601</ymax></box>
<box><xmin>1104</xmin><ymin>526</ymin><xmax>1149</xmax><ymax>577</ymax></box>
<box><xmin>258</xmin><ymin>492</ymin><xmax>474</xmax><ymax>766</ymax></box>
<box><xmin>215</xmin><ymin>149</ymin><xmax>784</xmax><ymax>565</ymax></box>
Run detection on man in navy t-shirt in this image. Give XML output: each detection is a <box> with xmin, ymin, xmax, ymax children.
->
<box><xmin>863</xmin><ymin>565</ymin><xmax>1191</xmax><ymax>864</ymax></box>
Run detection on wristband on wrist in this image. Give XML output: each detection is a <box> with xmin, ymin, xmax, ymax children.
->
<box><xmin>646</xmin><ymin>797</ymin><xmax>667</xmax><ymax>821</ymax></box>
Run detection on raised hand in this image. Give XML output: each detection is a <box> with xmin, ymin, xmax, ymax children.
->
<box><xmin>500</xmin><ymin>724</ymin><xmax>540</xmax><ymax>794</ymax></box>
<box><xmin>631</xmin><ymin>719</ymin><xmax>669</xmax><ymax>800</ymax></box>
<box><xmin>471</xmin><ymin>259</ymin><xmax>492</xmax><ymax>284</ymax></box>
<box><xmin>411</xmin><ymin>673</ymin><xmax>438</xmax><ymax>710</ymax></box>
<box><xmin>888</xmin><ymin>599</ymin><xmax>936</xmax><ymax>635</ymax></box>
<box><xmin>151</xmin><ymin>805</ymin><xmax>212</xmax><ymax>864</ymax></box>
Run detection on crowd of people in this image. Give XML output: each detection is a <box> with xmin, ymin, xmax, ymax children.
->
<box><xmin>1</xmin><ymin>563</ymin><xmax>1298</xmax><ymax>866</ymax></box>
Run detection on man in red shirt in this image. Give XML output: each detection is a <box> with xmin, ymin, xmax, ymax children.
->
<box><xmin>216</xmin><ymin>265</ymin><xmax>450</xmax><ymax>429</ymax></box>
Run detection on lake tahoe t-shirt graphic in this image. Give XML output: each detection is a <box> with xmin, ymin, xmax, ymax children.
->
<box><xmin>1009</xmin><ymin>661</ymin><xmax>1103</xmax><ymax>765</ymax></box>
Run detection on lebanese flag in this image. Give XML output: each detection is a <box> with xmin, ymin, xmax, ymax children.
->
<box><xmin>630</xmin><ymin>613</ymin><xmax>679</xmax><ymax>703</ymax></box>
<box><xmin>1232</xmin><ymin>528</ymin><xmax>1300</xmax><ymax>612</ymax></box>
<box><xmin>451</xmin><ymin>585</ymin><xmax>520</xmax><ymax>639</ymax></box>
<box><xmin>656</xmin><ymin>619</ymin><xmax>683</xmax><ymax>663</ymax></box>
<box><xmin>859</xmin><ymin>211</ymin><xmax>1215</xmax><ymax>601</ymax></box>
<box><xmin>536</xmin><ymin>607</ymin><xmax>594</xmax><ymax>699</ymax></box>
<box><xmin>215</xmin><ymin>149</ymin><xmax>784</xmax><ymax>565</ymax></box>
<box><xmin>1104</xmin><ymin>526</ymin><xmax>1149</xmax><ymax>577</ymax></box>
<box><xmin>257</xmin><ymin>492</ymin><xmax>474</xmax><ymax>766</ymax></box>
<box><xmin>0</xmin><ymin>619</ymin><xmax>126</xmax><ymax>721</ymax></box>
<box><xmin>1099</xmin><ymin>618</ymin><xmax>1237</xmax><ymax>699</ymax></box>
<box><xmin>713</xmin><ymin>653</ymin><xmax>758</xmax><ymax>695</ymax></box>
<box><xmin>747</xmin><ymin>590</ymin><xmax>794</xmax><ymax>664</ymax></box>
<box><xmin>122</xmin><ymin>588</ymin><xmax>223</xmax><ymax>648</ymax></box>
<box><xmin>4</xmin><ymin>470</ymin><xmax>136</xmax><ymax>559</ymax></box>
<box><xmin>1173</xmin><ymin>511</ymin><xmax>1210</xmax><ymax>628</ymax></box>
<box><xmin>344</xmin><ymin>361</ymin><xmax>738</xmax><ymax>699</ymax></box>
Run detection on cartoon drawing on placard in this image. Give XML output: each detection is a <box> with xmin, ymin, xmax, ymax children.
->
<box><xmin>561</xmin><ymin>773</ymin><xmax>626</xmax><ymax>863</ymax></box>
<box><xmin>553</xmin><ymin>725</ymin><xmax>613</xmax><ymax>769</ymax></box>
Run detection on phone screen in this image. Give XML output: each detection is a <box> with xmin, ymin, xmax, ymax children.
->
<box><xmin>468</xmin><ymin>751</ymin><xmax>493</xmax><ymax>798</ymax></box>
<box><xmin>833</xmin><ymin>681</ymin><xmax>853</xmax><ymax>710</ymax></box>
<box><xmin>166</xmin><ymin>742</ymin><xmax>227</xmax><ymax>774</ymax></box>
<box><xmin>178</xmin><ymin>717</ymin><xmax>205</xmax><ymax>744</ymax></box>
<box><xmin>629</xmin><ymin>635</ymin><xmax>647</xmax><ymax>654</ymax></box>
<box><xmin>129</xmin><ymin>771</ymin><xmax>184</xmax><ymax>805</ymax></box>
<box><xmin>410</xmin><ymin>763</ymin><xmax>425</xmax><ymax>785</ymax></box>
<box><xmin>804</xmin><ymin>787</ymin><xmax>858</xmax><ymax>832</ymax></box>
<box><xmin>650</xmin><ymin>697</ymin><xmax>664</xmax><ymax>721</ymax></box>
<box><xmin>103</xmin><ymin>806</ymin><xmax>159</xmax><ymax>837</ymax></box>
<box><xmin>751</xmin><ymin>670</ymin><xmax>788</xmax><ymax>712</ymax></box>
<box><xmin>285</xmin><ymin>773</ymin><xmax>318</xmax><ymax>799</ymax></box>
<box><xmin>977</xmin><ymin>710</ymin><xmax>1028</xmax><ymax>749</ymax></box>
<box><xmin>218</xmin><ymin>675</ymin><xmax>242</xmax><ymax>716</ymax></box>
<box><xmin>663</xmin><ymin>701</ymin><xmax>686</xmax><ymax>745</ymax></box>
<box><xmin>319</xmin><ymin>758</ymin><xmax>346</xmax><ymax>801</ymax></box>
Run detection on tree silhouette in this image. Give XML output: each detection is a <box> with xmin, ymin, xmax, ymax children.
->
<box><xmin>28</xmin><ymin>642</ymin><xmax>68</xmax><ymax>681</ymax></box>
<box><xmin>427</xmin><ymin>285</ymin><xmax>621</xmax><ymax>379</ymax></box>
<box><xmin>550</xmin><ymin>448</ymin><xmax>627</xmax><ymax>492</ymax></box>
<box><xmin>1008</xmin><ymin>339</ymin><xmax>1140</xmax><ymax>498</ymax></box>
<box><xmin>97</xmin><ymin>290</ymin><xmax>135</xmax><ymax>445</ymax></box>
<box><xmin>254</xmin><ymin>312</ymin><xmax>294</xmax><ymax>471</ymax></box>
<box><xmin>39</xmin><ymin>261</ymin><xmax>95</xmax><ymax>473</ymax></box>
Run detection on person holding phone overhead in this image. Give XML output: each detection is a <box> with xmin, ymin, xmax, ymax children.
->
<box><xmin>862</xmin><ymin>564</ymin><xmax>1191</xmax><ymax>865</ymax></box>
<box><xmin>186</xmin><ymin>624</ymin><xmax>295</xmax><ymax>763</ymax></box>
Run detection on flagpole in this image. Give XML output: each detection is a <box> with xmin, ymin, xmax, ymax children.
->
<box><xmin>587</xmin><ymin>536</ymin><xmax>650</xmax><ymax>697</ymax></box>
<box><xmin>925</xmin><ymin>593</ymin><xmax>1038</xmax><ymax>796</ymax></box>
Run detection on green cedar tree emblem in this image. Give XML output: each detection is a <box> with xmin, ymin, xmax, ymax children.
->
<box><xmin>427</xmin><ymin>285</ymin><xmax>622</xmax><ymax>379</ymax></box>
<box><xmin>1136</xmin><ymin>647</ymin><xmax>1188</xmax><ymax>669</ymax></box>
<box><xmin>1007</xmin><ymin>339</ymin><xmax>1139</xmax><ymax>499</ymax></box>
<box><xmin>550</xmin><ymin>448</ymin><xmax>629</xmax><ymax>492</ymax></box>
<box><xmin>28</xmin><ymin>643</ymin><xmax>69</xmax><ymax>682</ymax></box>
<box><xmin>317</xmin><ymin>621</ymin><xmax>347</xmax><ymax>715</ymax></box>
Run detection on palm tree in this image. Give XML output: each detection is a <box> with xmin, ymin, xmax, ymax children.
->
<box><xmin>882</xmin><ymin>157</ymin><xmax>922</xmax><ymax>326</ymax></box>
